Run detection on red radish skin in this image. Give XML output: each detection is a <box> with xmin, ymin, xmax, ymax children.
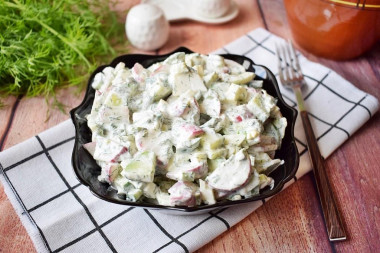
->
<box><xmin>222</xmin><ymin>67</ymin><xmax>230</xmax><ymax>73</ymax></box>
<box><xmin>156</xmin><ymin>159</ymin><xmax>165</xmax><ymax>167</ymax></box>
<box><xmin>104</xmin><ymin>164</ymin><xmax>120</xmax><ymax>183</ymax></box>
<box><xmin>174</xmin><ymin>104</ymin><xmax>189</xmax><ymax>116</ymax></box>
<box><xmin>181</xmin><ymin>124</ymin><xmax>204</xmax><ymax>138</ymax></box>
<box><xmin>132</xmin><ymin>63</ymin><xmax>145</xmax><ymax>83</ymax></box>
<box><xmin>187</xmin><ymin>163</ymin><xmax>208</xmax><ymax>178</ymax></box>
<box><xmin>83</xmin><ymin>142</ymin><xmax>96</xmax><ymax>156</ymax></box>
<box><xmin>110</xmin><ymin>146</ymin><xmax>128</xmax><ymax>163</ymax></box>
<box><xmin>247</xmin><ymin>87</ymin><xmax>258</xmax><ymax>94</ymax></box>
<box><xmin>168</xmin><ymin>181</ymin><xmax>197</xmax><ymax>207</ymax></box>
<box><xmin>192</xmin><ymin>98</ymin><xmax>200</xmax><ymax>109</ymax></box>
<box><xmin>151</xmin><ymin>65</ymin><xmax>170</xmax><ymax>76</ymax></box>
<box><xmin>169</xmin><ymin>100</ymin><xmax>189</xmax><ymax>117</ymax></box>
<box><xmin>187</xmin><ymin>164</ymin><xmax>203</xmax><ymax>172</ymax></box>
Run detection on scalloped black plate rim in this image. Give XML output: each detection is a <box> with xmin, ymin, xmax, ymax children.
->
<box><xmin>70</xmin><ymin>47</ymin><xmax>299</xmax><ymax>213</ymax></box>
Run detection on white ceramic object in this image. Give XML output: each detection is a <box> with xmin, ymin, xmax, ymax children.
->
<box><xmin>193</xmin><ymin>0</ymin><xmax>231</xmax><ymax>18</ymax></box>
<box><xmin>126</xmin><ymin>4</ymin><xmax>170</xmax><ymax>51</ymax></box>
<box><xmin>142</xmin><ymin>0</ymin><xmax>239</xmax><ymax>24</ymax></box>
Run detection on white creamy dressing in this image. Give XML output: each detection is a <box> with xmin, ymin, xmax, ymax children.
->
<box><xmin>85</xmin><ymin>52</ymin><xmax>287</xmax><ymax>206</ymax></box>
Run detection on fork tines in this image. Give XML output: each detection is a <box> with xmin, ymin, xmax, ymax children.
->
<box><xmin>275</xmin><ymin>41</ymin><xmax>304</xmax><ymax>86</ymax></box>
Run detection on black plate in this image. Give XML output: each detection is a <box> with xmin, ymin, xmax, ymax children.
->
<box><xmin>70</xmin><ymin>47</ymin><xmax>299</xmax><ymax>214</ymax></box>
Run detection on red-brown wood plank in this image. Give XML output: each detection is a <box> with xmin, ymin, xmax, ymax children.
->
<box><xmin>158</xmin><ymin>0</ymin><xmax>263</xmax><ymax>55</ymax></box>
<box><xmin>1</xmin><ymin>87</ymin><xmax>83</xmax><ymax>149</ymax></box>
<box><xmin>0</xmin><ymin>96</ymin><xmax>18</xmax><ymax>150</ymax></box>
<box><xmin>327</xmin><ymin>115</ymin><xmax>380</xmax><ymax>252</ymax></box>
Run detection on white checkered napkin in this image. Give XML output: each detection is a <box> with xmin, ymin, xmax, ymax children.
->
<box><xmin>0</xmin><ymin>28</ymin><xmax>379</xmax><ymax>253</ymax></box>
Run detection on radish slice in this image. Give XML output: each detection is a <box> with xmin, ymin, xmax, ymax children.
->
<box><xmin>206</xmin><ymin>150</ymin><xmax>251</xmax><ymax>191</ymax></box>
<box><xmin>83</xmin><ymin>142</ymin><xmax>96</xmax><ymax>156</ymax></box>
<box><xmin>168</xmin><ymin>181</ymin><xmax>200</xmax><ymax>207</ymax></box>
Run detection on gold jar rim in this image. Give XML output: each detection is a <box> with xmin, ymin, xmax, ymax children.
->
<box><xmin>321</xmin><ymin>0</ymin><xmax>380</xmax><ymax>10</ymax></box>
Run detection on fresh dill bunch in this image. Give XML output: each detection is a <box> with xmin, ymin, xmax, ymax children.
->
<box><xmin>0</xmin><ymin>0</ymin><xmax>126</xmax><ymax>108</ymax></box>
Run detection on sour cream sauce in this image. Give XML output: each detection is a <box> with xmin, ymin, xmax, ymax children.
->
<box><xmin>85</xmin><ymin>52</ymin><xmax>287</xmax><ymax>206</ymax></box>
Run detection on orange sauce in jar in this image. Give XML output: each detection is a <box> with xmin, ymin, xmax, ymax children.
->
<box><xmin>284</xmin><ymin>0</ymin><xmax>380</xmax><ymax>60</ymax></box>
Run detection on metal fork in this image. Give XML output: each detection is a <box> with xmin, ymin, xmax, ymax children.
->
<box><xmin>275</xmin><ymin>41</ymin><xmax>347</xmax><ymax>241</ymax></box>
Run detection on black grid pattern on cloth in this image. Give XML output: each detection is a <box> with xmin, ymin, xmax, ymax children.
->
<box><xmin>221</xmin><ymin>29</ymin><xmax>373</xmax><ymax>163</ymax></box>
<box><xmin>151</xmin><ymin>208</ymin><xmax>230</xmax><ymax>253</ymax></box>
<box><xmin>1</xmin><ymin>135</ymin><xmax>117</xmax><ymax>252</ymax></box>
<box><xmin>0</xmin><ymin>28</ymin><xmax>377</xmax><ymax>253</ymax></box>
<box><xmin>0</xmin><ymin>133</ymin><xmax>233</xmax><ymax>253</ymax></box>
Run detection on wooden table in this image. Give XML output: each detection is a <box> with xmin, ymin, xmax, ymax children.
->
<box><xmin>1</xmin><ymin>0</ymin><xmax>379</xmax><ymax>252</ymax></box>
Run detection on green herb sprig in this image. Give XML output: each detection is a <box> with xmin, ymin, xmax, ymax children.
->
<box><xmin>0</xmin><ymin>0</ymin><xmax>126</xmax><ymax>109</ymax></box>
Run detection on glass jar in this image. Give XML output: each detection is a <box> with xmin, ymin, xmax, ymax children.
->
<box><xmin>284</xmin><ymin>0</ymin><xmax>380</xmax><ymax>60</ymax></box>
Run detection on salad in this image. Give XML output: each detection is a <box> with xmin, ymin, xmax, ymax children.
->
<box><xmin>84</xmin><ymin>52</ymin><xmax>287</xmax><ymax>207</ymax></box>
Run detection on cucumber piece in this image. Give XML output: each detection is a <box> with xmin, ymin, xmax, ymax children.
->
<box><xmin>199</xmin><ymin>179</ymin><xmax>216</xmax><ymax>205</ymax></box>
<box><xmin>149</xmin><ymin>80</ymin><xmax>172</xmax><ymax>101</ymax></box>
<box><xmin>166</xmin><ymin>170</ymin><xmax>195</xmax><ymax>182</ymax></box>
<box><xmin>200</xmin><ymin>90</ymin><xmax>221</xmax><ymax>118</ymax></box>
<box><xmin>142</xmin><ymin>182</ymin><xmax>158</xmax><ymax>199</ymax></box>
<box><xmin>224</xmin><ymin>134</ymin><xmax>246</xmax><ymax>146</ymax></box>
<box><xmin>225</xmin><ymin>83</ymin><xmax>248</xmax><ymax>103</ymax></box>
<box><xmin>121</xmin><ymin>151</ymin><xmax>156</xmax><ymax>183</ymax></box>
<box><xmin>247</xmin><ymin>90</ymin><xmax>276</xmax><ymax>123</ymax></box>
<box><xmin>259</xmin><ymin>174</ymin><xmax>274</xmax><ymax>190</ymax></box>
<box><xmin>207</xmin><ymin>158</ymin><xmax>226</xmax><ymax>173</ymax></box>
<box><xmin>126</xmin><ymin>188</ymin><xmax>143</xmax><ymax>202</ymax></box>
<box><xmin>203</xmin><ymin>72</ymin><xmax>219</xmax><ymax>87</ymax></box>
<box><xmin>164</xmin><ymin>52</ymin><xmax>185</xmax><ymax>64</ymax></box>
<box><xmin>185</xmin><ymin>53</ymin><xmax>205</xmax><ymax>67</ymax></box>
<box><xmin>200</xmin><ymin>128</ymin><xmax>224</xmax><ymax>150</ymax></box>
<box><xmin>224</xmin><ymin>59</ymin><xmax>246</xmax><ymax>75</ymax></box>
<box><xmin>170</xmin><ymin>71</ymin><xmax>207</xmax><ymax>96</ymax></box>
<box><xmin>192</xmin><ymin>65</ymin><xmax>204</xmax><ymax>77</ymax></box>
<box><xmin>113</xmin><ymin>175</ymin><xmax>134</xmax><ymax>195</ymax></box>
<box><xmin>156</xmin><ymin>190</ymin><xmax>174</xmax><ymax>206</ymax></box>
<box><xmin>206</xmin><ymin>148</ymin><xmax>227</xmax><ymax>159</ymax></box>
<box><xmin>93</xmin><ymin>136</ymin><xmax>128</xmax><ymax>162</ymax></box>
<box><xmin>220</xmin><ymin>72</ymin><xmax>255</xmax><ymax>84</ymax></box>
<box><xmin>206</xmin><ymin>55</ymin><xmax>226</xmax><ymax>71</ymax></box>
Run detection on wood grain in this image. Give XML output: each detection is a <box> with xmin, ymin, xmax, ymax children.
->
<box><xmin>1</xmin><ymin>0</ymin><xmax>380</xmax><ymax>252</ymax></box>
<box><xmin>1</xmin><ymin>87</ymin><xmax>83</xmax><ymax>149</ymax></box>
<box><xmin>158</xmin><ymin>0</ymin><xmax>263</xmax><ymax>55</ymax></box>
<box><xmin>0</xmin><ymin>184</ymin><xmax>37</xmax><ymax>253</ymax></box>
<box><xmin>327</xmin><ymin>114</ymin><xmax>380</xmax><ymax>252</ymax></box>
<box><xmin>300</xmin><ymin>110</ymin><xmax>346</xmax><ymax>241</ymax></box>
<box><xmin>0</xmin><ymin>96</ymin><xmax>17</xmax><ymax>150</ymax></box>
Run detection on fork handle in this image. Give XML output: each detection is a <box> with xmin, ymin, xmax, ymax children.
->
<box><xmin>300</xmin><ymin>111</ymin><xmax>347</xmax><ymax>241</ymax></box>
